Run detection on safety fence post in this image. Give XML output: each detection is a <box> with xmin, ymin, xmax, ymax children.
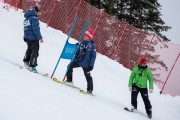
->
<box><xmin>111</xmin><ymin>23</ymin><xmax>128</xmax><ymax>59</ymax></box>
<box><xmin>160</xmin><ymin>53</ymin><xmax>180</xmax><ymax>94</ymax></box>
<box><xmin>144</xmin><ymin>34</ymin><xmax>155</xmax><ymax>57</ymax></box>
<box><xmin>47</xmin><ymin>0</ymin><xmax>58</xmax><ymax>26</ymax></box>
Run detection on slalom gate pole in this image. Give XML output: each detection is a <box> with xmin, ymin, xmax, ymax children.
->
<box><xmin>62</xmin><ymin>20</ymin><xmax>89</xmax><ymax>81</ymax></box>
<box><xmin>50</xmin><ymin>16</ymin><xmax>79</xmax><ymax>79</ymax></box>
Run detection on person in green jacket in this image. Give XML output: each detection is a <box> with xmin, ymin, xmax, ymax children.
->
<box><xmin>128</xmin><ymin>57</ymin><xmax>154</xmax><ymax>119</ymax></box>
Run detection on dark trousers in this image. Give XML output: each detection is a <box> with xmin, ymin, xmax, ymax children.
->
<box><xmin>67</xmin><ymin>61</ymin><xmax>93</xmax><ymax>91</ymax></box>
<box><xmin>23</xmin><ymin>40</ymin><xmax>39</xmax><ymax>67</ymax></box>
<box><xmin>131</xmin><ymin>85</ymin><xmax>152</xmax><ymax>115</ymax></box>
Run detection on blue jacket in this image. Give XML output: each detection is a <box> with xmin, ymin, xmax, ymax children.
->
<box><xmin>75</xmin><ymin>40</ymin><xmax>96</xmax><ymax>68</ymax></box>
<box><xmin>23</xmin><ymin>7</ymin><xmax>42</xmax><ymax>41</ymax></box>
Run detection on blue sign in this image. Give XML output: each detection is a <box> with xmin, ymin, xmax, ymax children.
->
<box><xmin>60</xmin><ymin>42</ymin><xmax>77</xmax><ymax>59</ymax></box>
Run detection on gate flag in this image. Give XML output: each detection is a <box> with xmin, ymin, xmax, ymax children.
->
<box><xmin>60</xmin><ymin>42</ymin><xmax>77</xmax><ymax>59</ymax></box>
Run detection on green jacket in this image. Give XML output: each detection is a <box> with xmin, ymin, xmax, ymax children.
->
<box><xmin>128</xmin><ymin>65</ymin><xmax>154</xmax><ymax>89</ymax></box>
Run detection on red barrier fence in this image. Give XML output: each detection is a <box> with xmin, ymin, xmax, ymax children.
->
<box><xmin>2</xmin><ymin>0</ymin><xmax>180</xmax><ymax>97</ymax></box>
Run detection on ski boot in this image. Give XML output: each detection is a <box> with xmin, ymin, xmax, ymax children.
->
<box><xmin>64</xmin><ymin>79</ymin><xmax>73</xmax><ymax>86</ymax></box>
<box><xmin>24</xmin><ymin>62</ymin><xmax>29</xmax><ymax>69</ymax></box>
<box><xmin>131</xmin><ymin>106</ymin><xmax>137</xmax><ymax>112</ymax></box>
<box><xmin>147</xmin><ymin>114</ymin><xmax>152</xmax><ymax>119</ymax></box>
<box><xmin>87</xmin><ymin>90</ymin><xmax>93</xmax><ymax>94</ymax></box>
<box><xmin>29</xmin><ymin>67</ymin><xmax>38</xmax><ymax>73</ymax></box>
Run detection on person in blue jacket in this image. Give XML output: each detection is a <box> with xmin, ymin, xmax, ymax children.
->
<box><xmin>23</xmin><ymin>6</ymin><xmax>43</xmax><ymax>73</ymax></box>
<box><xmin>66</xmin><ymin>29</ymin><xmax>96</xmax><ymax>93</ymax></box>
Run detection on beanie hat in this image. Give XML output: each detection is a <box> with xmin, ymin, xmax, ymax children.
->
<box><xmin>85</xmin><ymin>29</ymin><xmax>94</xmax><ymax>39</ymax></box>
<box><xmin>140</xmin><ymin>58</ymin><xmax>147</xmax><ymax>64</ymax></box>
<box><xmin>33</xmin><ymin>6</ymin><xmax>40</xmax><ymax>12</ymax></box>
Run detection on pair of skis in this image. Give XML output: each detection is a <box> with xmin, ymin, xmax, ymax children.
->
<box><xmin>0</xmin><ymin>57</ymin><xmax>49</xmax><ymax>77</ymax></box>
<box><xmin>16</xmin><ymin>62</ymin><xmax>95</xmax><ymax>96</ymax></box>
<box><xmin>53</xmin><ymin>78</ymin><xmax>95</xmax><ymax>96</ymax></box>
<box><xmin>19</xmin><ymin>65</ymin><xmax>49</xmax><ymax>77</ymax></box>
<box><xmin>18</xmin><ymin>63</ymin><xmax>95</xmax><ymax>96</ymax></box>
<box><xmin>18</xmin><ymin>63</ymin><xmax>94</xmax><ymax>95</ymax></box>
<box><xmin>0</xmin><ymin>58</ymin><xmax>95</xmax><ymax>96</ymax></box>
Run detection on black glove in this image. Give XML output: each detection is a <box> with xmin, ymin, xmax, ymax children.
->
<box><xmin>88</xmin><ymin>66</ymin><xmax>93</xmax><ymax>71</ymax></box>
<box><xmin>23</xmin><ymin>37</ymin><xmax>27</xmax><ymax>42</ymax></box>
<box><xmin>76</xmin><ymin>42</ymin><xmax>80</xmax><ymax>46</ymax></box>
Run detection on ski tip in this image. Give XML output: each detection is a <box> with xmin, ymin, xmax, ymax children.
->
<box><xmin>53</xmin><ymin>78</ymin><xmax>61</xmax><ymax>83</ymax></box>
<box><xmin>19</xmin><ymin>66</ymin><xmax>23</xmax><ymax>69</ymax></box>
<box><xmin>53</xmin><ymin>78</ymin><xmax>58</xmax><ymax>81</ymax></box>
<box><xmin>80</xmin><ymin>90</ymin><xmax>96</xmax><ymax>96</ymax></box>
<box><xmin>124</xmin><ymin>107</ymin><xmax>133</xmax><ymax>112</ymax></box>
<box><xmin>43</xmin><ymin>73</ymin><xmax>49</xmax><ymax>77</ymax></box>
<box><xmin>80</xmin><ymin>90</ymin><xmax>87</xmax><ymax>94</ymax></box>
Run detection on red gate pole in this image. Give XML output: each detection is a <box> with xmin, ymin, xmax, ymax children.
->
<box><xmin>160</xmin><ymin>53</ymin><xmax>180</xmax><ymax>94</ymax></box>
